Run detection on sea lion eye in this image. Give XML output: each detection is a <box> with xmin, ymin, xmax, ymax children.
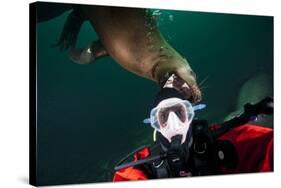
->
<box><xmin>190</xmin><ymin>70</ymin><xmax>196</xmax><ymax>79</ymax></box>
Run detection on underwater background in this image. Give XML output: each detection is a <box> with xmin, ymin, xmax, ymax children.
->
<box><xmin>36</xmin><ymin>3</ymin><xmax>273</xmax><ymax>185</ymax></box>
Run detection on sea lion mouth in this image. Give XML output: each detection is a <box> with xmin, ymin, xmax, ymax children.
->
<box><xmin>160</xmin><ymin>72</ymin><xmax>202</xmax><ymax>103</ymax></box>
<box><xmin>173</xmin><ymin>78</ymin><xmax>202</xmax><ymax>103</ymax></box>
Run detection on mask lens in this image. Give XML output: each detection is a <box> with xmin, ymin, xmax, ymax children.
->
<box><xmin>150</xmin><ymin>98</ymin><xmax>195</xmax><ymax>131</ymax></box>
<box><xmin>157</xmin><ymin>103</ymin><xmax>187</xmax><ymax>128</ymax></box>
<box><xmin>158</xmin><ymin>109</ymin><xmax>169</xmax><ymax>128</ymax></box>
<box><xmin>171</xmin><ymin>104</ymin><xmax>187</xmax><ymax>122</ymax></box>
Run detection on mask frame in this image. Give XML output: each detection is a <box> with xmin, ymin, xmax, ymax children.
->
<box><xmin>150</xmin><ymin>98</ymin><xmax>194</xmax><ymax>143</ymax></box>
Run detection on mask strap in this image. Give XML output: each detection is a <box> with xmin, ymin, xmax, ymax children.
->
<box><xmin>143</xmin><ymin>118</ymin><xmax>151</xmax><ymax>124</ymax></box>
<box><xmin>193</xmin><ymin>104</ymin><xmax>207</xmax><ymax>111</ymax></box>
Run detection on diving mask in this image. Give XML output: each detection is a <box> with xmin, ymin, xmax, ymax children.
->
<box><xmin>144</xmin><ymin>98</ymin><xmax>206</xmax><ymax>143</ymax></box>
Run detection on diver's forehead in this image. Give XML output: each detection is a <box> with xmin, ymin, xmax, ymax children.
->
<box><xmin>157</xmin><ymin>97</ymin><xmax>184</xmax><ymax>108</ymax></box>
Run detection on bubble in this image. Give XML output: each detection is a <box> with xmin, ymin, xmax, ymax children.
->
<box><xmin>152</xmin><ymin>10</ymin><xmax>161</xmax><ymax>17</ymax></box>
<box><xmin>169</xmin><ymin>15</ymin><xmax>174</xmax><ymax>22</ymax></box>
<box><xmin>146</xmin><ymin>32</ymin><xmax>152</xmax><ymax>37</ymax></box>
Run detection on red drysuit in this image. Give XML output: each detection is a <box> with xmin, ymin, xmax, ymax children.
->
<box><xmin>113</xmin><ymin>123</ymin><xmax>273</xmax><ymax>181</ymax></box>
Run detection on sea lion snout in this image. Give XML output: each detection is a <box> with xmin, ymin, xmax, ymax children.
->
<box><xmin>175</xmin><ymin>65</ymin><xmax>202</xmax><ymax>102</ymax></box>
<box><xmin>173</xmin><ymin>68</ymin><xmax>202</xmax><ymax>103</ymax></box>
<box><xmin>156</xmin><ymin>62</ymin><xmax>202</xmax><ymax>103</ymax></box>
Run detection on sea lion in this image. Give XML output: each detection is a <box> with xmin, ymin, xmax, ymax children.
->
<box><xmin>224</xmin><ymin>73</ymin><xmax>273</xmax><ymax>128</ymax></box>
<box><xmin>43</xmin><ymin>4</ymin><xmax>202</xmax><ymax>102</ymax></box>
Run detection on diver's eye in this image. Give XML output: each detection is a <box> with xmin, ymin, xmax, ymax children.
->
<box><xmin>190</xmin><ymin>70</ymin><xmax>196</xmax><ymax>79</ymax></box>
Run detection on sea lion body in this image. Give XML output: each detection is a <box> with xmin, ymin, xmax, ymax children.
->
<box><xmin>38</xmin><ymin>4</ymin><xmax>201</xmax><ymax>102</ymax></box>
<box><xmin>81</xmin><ymin>6</ymin><xmax>200</xmax><ymax>101</ymax></box>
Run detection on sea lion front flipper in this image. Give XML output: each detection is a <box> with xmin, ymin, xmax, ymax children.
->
<box><xmin>69</xmin><ymin>40</ymin><xmax>108</xmax><ymax>64</ymax></box>
<box><xmin>56</xmin><ymin>6</ymin><xmax>85</xmax><ymax>50</ymax></box>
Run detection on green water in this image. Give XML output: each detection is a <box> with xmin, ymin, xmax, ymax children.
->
<box><xmin>36</xmin><ymin>4</ymin><xmax>273</xmax><ymax>185</ymax></box>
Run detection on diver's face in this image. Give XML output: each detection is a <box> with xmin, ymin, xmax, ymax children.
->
<box><xmin>155</xmin><ymin>98</ymin><xmax>194</xmax><ymax>144</ymax></box>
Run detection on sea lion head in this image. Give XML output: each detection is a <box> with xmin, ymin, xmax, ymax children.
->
<box><xmin>153</xmin><ymin>59</ymin><xmax>202</xmax><ymax>103</ymax></box>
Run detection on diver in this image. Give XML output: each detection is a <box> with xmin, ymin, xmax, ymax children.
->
<box><xmin>113</xmin><ymin>74</ymin><xmax>273</xmax><ymax>181</ymax></box>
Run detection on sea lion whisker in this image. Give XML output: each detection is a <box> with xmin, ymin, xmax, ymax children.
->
<box><xmin>199</xmin><ymin>86</ymin><xmax>209</xmax><ymax>91</ymax></box>
<box><xmin>198</xmin><ymin>75</ymin><xmax>209</xmax><ymax>87</ymax></box>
